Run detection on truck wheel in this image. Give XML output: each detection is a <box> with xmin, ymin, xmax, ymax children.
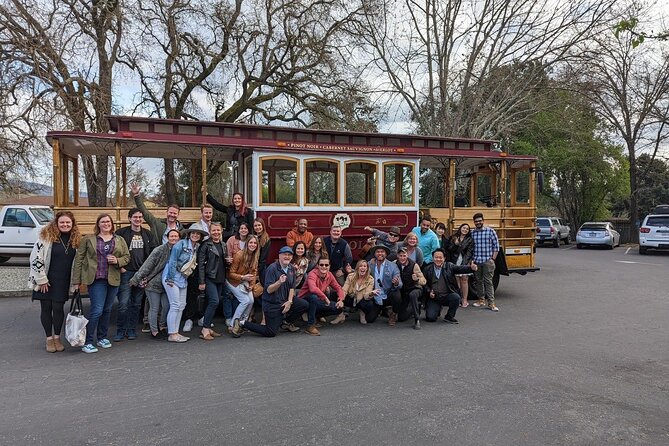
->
<box><xmin>564</xmin><ymin>233</ymin><xmax>571</xmax><ymax>245</ymax></box>
<box><xmin>553</xmin><ymin>236</ymin><xmax>559</xmax><ymax>248</ymax></box>
<box><xmin>0</xmin><ymin>256</ymin><xmax>9</xmax><ymax>264</ymax></box>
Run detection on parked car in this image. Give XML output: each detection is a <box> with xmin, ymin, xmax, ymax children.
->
<box><xmin>536</xmin><ymin>217</ymin><xmax>571</xmax><ymax>247</ymax></box>
<box><xmin>639</xmin><ymin>205</ymin><xmax>669</xmax><ymax>255</ymax></box>
<box><xmin>0</xmin><ymin>205</ymin><xmax>53</xmax><ymax>263</ymax></box>
<box><xmin>576</xmin><ymin>222</ymin><xmax>620</xmax><ymax>249</ymax></box>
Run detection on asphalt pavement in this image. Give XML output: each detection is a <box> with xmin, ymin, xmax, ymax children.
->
<box><xmin>0</xmin><ymin>245</ymin><xmax>667</xmax><ymax>445</ymax></box>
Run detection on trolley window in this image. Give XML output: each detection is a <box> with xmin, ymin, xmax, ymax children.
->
<box><xmin>306</xmin><ymin>159</ymin><xmax>339</xmax><ymax>205</ymax></box>
<box><xmin>383</xmin><ymin>162</ymin><xmax>414</xmax><ymax>205</ymax></box>
<box><xmin>345</xmin><ymin>161</ymin><xmax>377</xmax><ymax>205</ymax></box>
<box><xmin>260</xmin><ymin>157</ymin><xmax>299</xmax><ymax>205</ymax></box>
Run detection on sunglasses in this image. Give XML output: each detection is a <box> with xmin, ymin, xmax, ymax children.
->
<box><xmin>389</xmin><ymin>233</ymin><xmax>399</xmax><ymax>237</ymax></box>
<box><xmin>318</xmin><ymin>263</ymin><xmax>330</xmax><ymax>267</ymax></box>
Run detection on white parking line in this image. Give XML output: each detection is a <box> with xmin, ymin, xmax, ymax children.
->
<box><xmin>615</xmin><ymin>260</ymin><xmax>663</xmax><ymax>266</ymax></box>
<box><xmin>563</xmin><ymin>245</ymin><xmax>576</xmax><ymax>250</ymax></box>
<box><xmin>625</xmin><ymin>247</ymin><xmax>631</xmax><ymax>255</ymax></box>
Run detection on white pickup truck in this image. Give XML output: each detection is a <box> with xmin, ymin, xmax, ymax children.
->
<box><xmin>0</xmin><ymin>205</ymin><xmax>53</xmax><ymax>263</ymax></box>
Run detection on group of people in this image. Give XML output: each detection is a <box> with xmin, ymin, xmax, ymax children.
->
<box><xmin>29</xmin><ymin>184</ymin><xmax>501</xmax><ymax>353</ymax></box>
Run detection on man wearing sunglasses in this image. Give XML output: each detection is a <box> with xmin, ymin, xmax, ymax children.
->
<box><xmin>297</xmin><ymin>258</ymin><xmax>345</xmax><ymax>335</ymax></box>
<box><xmin>363</xmin><ymin>225</ymin><xmax>401</xmax><ymax>261</ymax></box>
<box><xmin>471</xmin><ymin>213</ymin><xmax>500</xmax><ymax>311</ymax></box>
<box><xmin>361</xmin><ymin>245</ymin><xmax>402</xmax><ymax>326</ymax></box>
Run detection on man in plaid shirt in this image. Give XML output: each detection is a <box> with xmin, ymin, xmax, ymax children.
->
<box><xmin>471</xmin><ymin>212</ymin><xmax>500</xmax><ymax>311</ymax></box>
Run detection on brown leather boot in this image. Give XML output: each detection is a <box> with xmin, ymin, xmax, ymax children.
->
<box><xmin>53</xmin><ymin>337</ymin><xmax>65</xmax><ymax>352</ymax></box>
<box><xmin>388</xmin><ymin>309</ymin><xmax>397</xmax><ymax>327</ymax></box>
<box><xmin>46</xmin><ymin>338</ymin><xmax>56</xmax><ymax>353</ymax></box>
<box><xmin>305</xmin><ymin>325</ymin><xmax>321</xmax><ymax>336</ymax></box>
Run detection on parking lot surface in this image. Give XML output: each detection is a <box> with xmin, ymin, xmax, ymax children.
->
<box><xmin>1</xmin><ymin>246</ymin><xmax>668</xmax><ymax>445</ymax></box>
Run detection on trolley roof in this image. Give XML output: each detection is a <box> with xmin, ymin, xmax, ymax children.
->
<box><xmin>46</xmin><ymin>115</ymin><xmax>536</xmax><ymax>167</ymax></box>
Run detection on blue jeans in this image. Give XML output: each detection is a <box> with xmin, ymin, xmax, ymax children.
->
<box><xmin>86</xmin><ymin>279</ymin><xmax>119</xmax><ymax>344</ymax></box>
<box><xmin>305</xmin><ymin>294</ymin><xmax>342</xmax><ymax>326</ymax></box>
<box><xmin>226</xmin><ymin>281</ymin><xmax>254</xmax><ymax>323</ymax></box>
<box><xmin>116</xmin><ymin>270</ymin><xmax>144</xmax><ymax>333</ymax></box>
<box><xmin>244</xmin><ymin>299</ymin><xmax>309</xmax><ymax>338</ymax></box>
<box><xmin>203</xmin><ymin>280</ymin><xmax>223</xmax><ymax>327</ymax></box>
<box><xmin>220</xmin><ymin>287</ymin><xmax>236</xmax><ymax>321</ymax></box>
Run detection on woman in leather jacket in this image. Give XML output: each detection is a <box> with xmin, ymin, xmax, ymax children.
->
<box><xmin>449</xmin><ymin>223</ymin><xmax>475</xmax><ymax>307</ymax></box>
<box><xmin>197</xmin><ymin>222</ymin><xmax>228</xmax><ymax>340</ymax></box>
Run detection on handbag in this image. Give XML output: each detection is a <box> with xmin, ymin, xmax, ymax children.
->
<box><xmin>65</xmin><ymin>291</ymin><xmax>88</xmax><ymax>347</ymax></box>
<box><xmin>180</xmin><ymin>254</ymin><xmax>197</xmax><ymax>277</ymax></box>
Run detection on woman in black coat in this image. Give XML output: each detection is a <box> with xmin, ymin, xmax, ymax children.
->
<box><xmin>29</xmin><ymin>211</ymin><xmax>82</xmax><ymax>352</ymax></box>
<box><xmin>449</xmin><ymin>223</ymin><xmax>475</xmax><ymax>307</ymax></box>
<box><xmin>206</xmin><ymin>192</ymin><xmax>255</xmax><ymax>241</ymax></box>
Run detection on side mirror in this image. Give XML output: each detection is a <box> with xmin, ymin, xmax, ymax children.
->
<box><xmin>537</xmin><ymin>171</ymin><xmax>544</xmax><ymax>193</ymax></box>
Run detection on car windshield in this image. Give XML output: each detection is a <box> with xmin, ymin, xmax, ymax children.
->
<box><xmin>646</xmin><ymin>216</ymin><xmax>669</xmax><ymax>227</ymax></box>
<box><xmin>30</xmin><ymin>208</ymin><xmax>53</xmax><ymax>224</ymax></box>
<box><xmin>580</xmin><ymin>224</ymin><xmax>607</xmax><ymax>231</ymax></box>
<box><xmin>537</xmin><ymin>218</ymin><xmax>551</xmax><ymax>226</ymax></box>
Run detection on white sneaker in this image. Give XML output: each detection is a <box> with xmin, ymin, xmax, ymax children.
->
<box><xmin>183</xmin><ymin>319</ymin><xmax>193</xmax><ymax>332</ymax></box>
<box><xmin>197</xmin><ymin>317</ymin><xmax>204</xmax><ymax>327</ymax></box>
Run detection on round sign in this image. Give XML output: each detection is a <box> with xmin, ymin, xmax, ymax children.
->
<box><xmin>333</xmin><ymin>213</ymin><xmax>351</xmax><ymax>230</ymax></box>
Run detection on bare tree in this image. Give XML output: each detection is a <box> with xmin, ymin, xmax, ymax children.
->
<box><xmin>0</xmin><ymin>0</ymin><xmax>122</xmax><ymax>206</ymax></box>
<box><xmin>570</xmin><ymin>9</ymin><xmax>669</xmax><ymax>226</ymax></box>
<box><xmin>361</xmin><ymin>0</ymin><xmax>615</xmax><ymax>139</ymax></box>
<box><xmin>120</xmin><ymin>0</ymin><xmax>376</xmax><ymax>203</ymax></box>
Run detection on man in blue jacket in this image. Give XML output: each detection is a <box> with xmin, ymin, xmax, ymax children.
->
<box><xmin>363</xmin><ymin>245</ymin><xmax>403</xmax><ymax>326</ymax></box>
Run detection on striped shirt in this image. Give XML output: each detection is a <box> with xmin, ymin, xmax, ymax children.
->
<box><xmin>471</xmin><ymin>226</ymin><xmax>499</xmax><ymax>263</ymax></box>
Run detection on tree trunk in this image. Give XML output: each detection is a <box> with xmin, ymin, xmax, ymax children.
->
<box><xmin>164</xmin><ymin>159</ymin><xmax>177</xmax><ymax>205</ymax></box>
<box><xmin>628</xmin><ymin>142</ymin><xmax>638</xmax><ymax>228</ymax></box>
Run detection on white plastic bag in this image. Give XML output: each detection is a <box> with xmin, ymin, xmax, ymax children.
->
<box><xmin>65</xmin><ymin>292</ymin><xmax>88</xmax><ymax>347</ymax></box>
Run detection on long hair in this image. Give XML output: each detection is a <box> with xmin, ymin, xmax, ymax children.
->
<box><xmin>94</xmin><ymin>213</ymin><xmax>115</xmax><ymax>235</ymax></box>
<box><xmin>354</xmin><ymin>259</ymin><xmax>371</xmax><ymax>281</ymax></box>
<box><xmin>40</xmin><ymin>211</ymin><xmax>81</xmax><ymax>248</ymax></box>
<box><xmin>292</xmin><ymin>241</ymin><xmax>307</xmax><ymax>262</ymax></box>
<box><xmin>236</xmin><ymin>222</ymin><xmax>250</xmax><ymax>241</ymax></box>
<box><xmin>240</xmin><ymin>234</ymin><xmax>261</xmax><ymax>271</ymax></box>
<box><xmin>308</xmin><ymin>236</ymin><xmax>328</xmax><ymax>261</ymax></box>
<box><xmin>253</xmin><ymin>217</ymin><xmax>270</xmax><ymax>247</ymax></box>
<box><xmin>452</xmin><ymin>223</ymin><xmax>472</xmax><ymax>241</ymax></box>
<box><xmin>233</xmin><ymin>192</ymin><xmax>249</xmax><ymax>217</ymax></box>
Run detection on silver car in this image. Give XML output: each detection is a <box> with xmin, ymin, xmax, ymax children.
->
<box><xmin>576</xmin><ymin>222</ymin><xmax>620</xmax><ymax>249</ymax></box>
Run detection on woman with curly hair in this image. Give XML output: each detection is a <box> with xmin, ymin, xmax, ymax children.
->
<box><xmin>29</xmin><ymin>211</ymin><xmax>82</xmax><ymax>353</ymax></box>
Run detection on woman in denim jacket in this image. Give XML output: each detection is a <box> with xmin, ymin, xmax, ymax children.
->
<box><xmin>163</xmin><ymin>223</ymin><xmax>208</xmax><ymax>342</ymax></box>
